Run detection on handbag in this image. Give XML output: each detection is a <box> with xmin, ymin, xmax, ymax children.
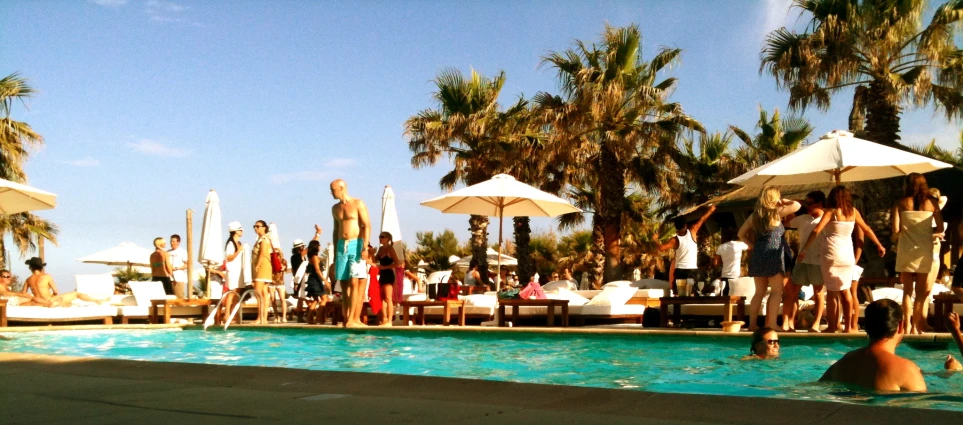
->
<box><xmin>270</xmin><ymin>251</ymin><xmax>283</xmax><ymax>274</ymax></box>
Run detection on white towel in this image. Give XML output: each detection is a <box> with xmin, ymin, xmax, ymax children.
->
<box><xmin>241</xmin><ymin>243</ymin><xmax>252</xmax><ymax>284</ymax></box>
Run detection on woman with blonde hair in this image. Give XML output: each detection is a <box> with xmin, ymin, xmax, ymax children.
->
<box><xmin>251</xmin><ymin>220</ymin><xmax>274</xmax><ymax>324</ymax></box>
<box><xmin>739</xmin><ymin>186</ymin><xmax>800</xmax><ymax>331</ymax></box>
<box><xmin>801</xmin><ymin>185</ymin><xmax>886</xmax><ymax>333</ymax></box>
<box><xmin>891</xmin><ymin>173</ymin><xmax>944</xmax><ymax>333</ymax></box>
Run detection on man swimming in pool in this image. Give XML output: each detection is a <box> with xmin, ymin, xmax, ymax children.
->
<box><xmin>820</xmin><ymin>299</ymin><xmax>926</xmax><ymax>392</ymax></box>
<box><xmin>331</xmin><ymin>179</ymin><xmax>371</xmax><ymax>328</ymax></box>
<box><xmin>944</xmin><ymin>313</ymin><xmax>963</xmax><ymax>371</ymax></box>
<box><xmin>22</xmin><ymin>257</ymin><xmax>109</xmax><ymax>307</ymax></box>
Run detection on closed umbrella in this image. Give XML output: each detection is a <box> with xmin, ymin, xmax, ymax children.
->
<box><xmin>77</xmin><ymin>242</ymin><xmax>154</xmax><ymax>272</ymax></box>
<box><xmin>381</xmin><ymin>185</ymin><xmax>405</xmax><ymax>261</ymax></box>
<box><xmin>0</xmin><ymin>178</ymin><xmax>57</xmax><ymax>215</ymax></box>
<box><xmin>421</xmin><ymin>174</ymin><xmax>581</xmax><ymax>291</ymax></box>
<box><xmin>729</xmin><ymin>130</ymin><xmax>953</xmax><ymax>186</ymax></box>
<box><xmin>198</xmin><ymin>190</ymin><xmax>223</xmax><ymax>298</ymax></box>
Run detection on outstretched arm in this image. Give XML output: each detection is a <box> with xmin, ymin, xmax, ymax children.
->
<box><xmin>854</xmin><ymin>210</ymin><xmax>886</xmax><ymax>257</ymax></box>
<box><xmin>313</xmin><ymin>224</ymin><xmax>322</xmax><ymax>242</ymax></box>
<box><xmin>689</xmin><ymin>205</ymin><xmax>717</xmax><ymax>238</ymax></box>
<box><xmin>658</xmin><ymin>237</ymin><xmax>678</xmax><ymax>252</ymax></box>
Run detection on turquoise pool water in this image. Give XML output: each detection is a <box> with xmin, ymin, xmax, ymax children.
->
<box><xmin>3</xmin><ymin>328</ymin><xmax>962</xmax><ymax>411</ymax></box>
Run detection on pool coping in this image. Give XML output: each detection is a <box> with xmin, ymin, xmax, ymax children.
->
<box><xmin>0</xmin><ymin>352</ymin><xmax>960</xmax><ymax>424</ymax></box>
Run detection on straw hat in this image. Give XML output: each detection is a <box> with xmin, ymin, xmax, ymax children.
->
<box><xmin>228</xmin><ymin>221</ymin><xmax>242</xmax><ymax>232</ymax></box>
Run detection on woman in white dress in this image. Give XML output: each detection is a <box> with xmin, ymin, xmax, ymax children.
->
<box><xmin>220</xmin><ymin>221</ymin><xmax>245</xmax><ymax>323</ymax></box>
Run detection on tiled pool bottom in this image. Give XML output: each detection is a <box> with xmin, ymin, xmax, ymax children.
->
<box><xmin>3</xmin><ymin>327</ymin><xmax>962</xmax><ymax>411</ymax></box>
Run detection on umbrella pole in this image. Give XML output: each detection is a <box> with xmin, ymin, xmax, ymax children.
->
<box><xmin>186</xmin><ymin>209</ymin><xmax>194</xmax><ymax>300</ymax></box>
<box><xmin>497</xmin><ymin>208</ymin><xmax>503</xmax><ymax>292</ymax></box>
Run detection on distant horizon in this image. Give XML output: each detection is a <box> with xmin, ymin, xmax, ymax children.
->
<box><xmin>1</xmin><ymin>0</ymin><xmax>959</xmax><ymax>290</ymax></box>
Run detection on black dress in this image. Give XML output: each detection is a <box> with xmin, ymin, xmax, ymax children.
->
<box><xmin>304</xmin><ymin>255</ymin><xmax>326</xmax><ymax>297</ymax></box>
<box><xmin>378</xmin><ymin>252</ymin><xmax>395</xmax><ymax>285</ymax></box>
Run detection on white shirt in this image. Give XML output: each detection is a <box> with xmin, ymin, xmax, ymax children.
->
<box><xmin>789</xmin><ymin>214</ymin><xmax>823</xmax><ymax>265</ymax></box>
<box><xmin>675</xmin><ymin>231</ymin><xmax>698</xmax><ymax>269</ymax></box>
<box><xmin>715</xmin><ymin>241</ymin><xmax>749</xmax><ymax>278</ymax></box>
<box><xmin>168</xmin><ymin>247</ymin><xmax>188</xmax><ymax>282</ymax></box>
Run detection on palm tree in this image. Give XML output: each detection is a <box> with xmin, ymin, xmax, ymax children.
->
<box><xmin>672</xmin><ymin>130</ymin><xmax>742</xmax><ymax>211</ymax></box>
<box><xmin>405</xmin><ymin>69</ymin><xmax>520</xmax><ymax>285</ymax></box>
<box><xmin>538</xmin><ymin>24</ymin><xmax>702</xmax><ymax>283</ymax></box>
<box><xmin>409</xmin><ymin>230</ymin><xmax>467</xmax><ymax>273</ymax></box>
<box><xmin>730</xmin><ymin>107</ymin><xmax>814</xmax><ymax>168</ymax></box>
<box><xmin>911</xmin><ymin>130</ymin><xmax>963</xmax><ymax>166</ymax></box>
<box><xmin>761</xmin><ymin>0</ymin><xmax>963</xmax><ymax>147</ymax></box>
<box><xmin>0</xmin><ymin>73</ymin><xmax>57</xmax><ymax>266</ymax></box>
<box><xmin>556</xmin><ymin>229</ymin><xmax>594</xmax><ymax>282</ymax></box>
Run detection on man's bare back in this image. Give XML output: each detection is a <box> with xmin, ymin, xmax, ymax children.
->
<box><xmin>24</xmin><ymin>272</ymin><xmax>107</xmax><ymax>308</ymax></box>
<box><xmin>820</xmin><ymin>345</ymin><xmax>926</xmax><ymax>392</ymax></box>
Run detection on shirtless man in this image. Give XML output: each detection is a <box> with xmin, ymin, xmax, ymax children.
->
<box><xmin>150</xmin><ymin>237</ymin><xmax>174</xmax><ymax>295</ymax></box>
<box><xmin>0</xmin><ymin>269</ymin><xmax>43</xmax><ymax>306</ymax></box>
<box><xmin>820</xmin><ymin>299</ymin><xmax>926</xmax><ymax>392</ymax></box>
<box><xmin>331</xmin><ymin>179</ymin><xmax>371</xmax><ymax>328</ymax></box>
<box><xmin>22</xmin><ymin>257</ymin><xmax>108</xmax><ymax>307</ymax></box>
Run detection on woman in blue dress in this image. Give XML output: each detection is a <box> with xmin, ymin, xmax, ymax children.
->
<box><xmin>739</xmin><ymin>186</ymin><xmax>800</xmax><ymax>331</ymax></box>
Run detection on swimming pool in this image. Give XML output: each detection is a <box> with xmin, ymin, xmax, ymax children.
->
<box><xmin>2</xmin><ymin>328</ymin><xmax>962</xmax><ymax>411</ymax></box>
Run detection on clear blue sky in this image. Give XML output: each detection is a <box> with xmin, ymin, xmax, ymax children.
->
<box><xmin>1</xmin><ymin>0</ymin><xmax>959</xmax><ymax>289</ymax></box>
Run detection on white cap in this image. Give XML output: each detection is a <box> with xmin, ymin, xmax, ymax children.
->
<box><xmin>292</xmin><ymin>239</ymin><xmax>305</xmax><ymax>248</ymax></box>
<box><xmin>228</xmin><ymin>221</ymin><xmax>242</xmax><ymax>232</ymax></box>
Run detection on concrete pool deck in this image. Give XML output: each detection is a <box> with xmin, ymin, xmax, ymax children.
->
<box><xmin>2</xmin><ymin>351</ymin><xmax>962</xmax><ymax>424</ymax></box>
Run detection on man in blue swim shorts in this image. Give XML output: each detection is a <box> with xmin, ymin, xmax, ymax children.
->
<box><xmin>330</xmin><ymin>179</ymin><xmax>371</xmax><ymax>327</ymax></box>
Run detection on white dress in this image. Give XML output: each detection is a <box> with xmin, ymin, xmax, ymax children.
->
<box><xmin>225</xmin><ymin>243</ymin><xmax>244</xmax><ymax>290</ymax></box>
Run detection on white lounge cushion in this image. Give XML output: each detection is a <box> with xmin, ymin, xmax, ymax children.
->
<box><xmin>464</xmin><ymin>294</ymin><xmax>497</xmax><ymax>308</ymax></box>
<box><xmin>631</xmin><ymin>279</ymin><xmax>670</xmax><ymax>290</ymax></box>
<box><xmin>570</xmin><ymin>304</ymin><xmax>645</xmax><ymax>316</ymax></box>
<box><xmin>633</xmin><ymin>289</ymin><xmax>665</xmax><ymax>298</ymax></box>
<box><xmin>872</xmin><ymin>288</ymin><xmax>903</xmax><ymax>302</ymax></box>
<box><xmin>602</xmin><ymin>280</ymin><xmax>633</xmax><ymax>289</ymax></box>
<box><xmin>118</xmin><ymin>305</ymin><xmax>205</xmax><ymax>318</ymax></box>
<box><xmin>586</xmin><ymin>286</ymin><xmax>636</xmax><ymax>307</ymax></box>
<box><xmin>110</xmin><ymin>295</ymin><xmax>137</xmax><ymax>306</ymax></box>
<box><xmin>75</xmin><ymin>274</ymin><xmax>116</xmax><ymax>299</ymax></box>
<box><xmin>729</xmin><ymin>277</ymin><xmax>756</xmax><ymax>298</ymax></box>
<box><xmin>6</xmin><ymin>305</ymin><xmax>115</xmax><ymax>321</ymax></box>
<box><xmin>128</xmin><ymin>281</ymin><xmax>174</xmax><ymax>307</ymax></box>
<box><xmin>542</xmin><ymin>280</ymin><xmax>578</xmax><ymax>291</ymax></box>
<box><xmin>575</xmin><ymin>290</ymin><xmax>600</xmax><ymax>299</ymax></box>
<box><xmin>545</xmin><ymin>289</ymin><xmax>590</xmax><ymax>306</ymax></box>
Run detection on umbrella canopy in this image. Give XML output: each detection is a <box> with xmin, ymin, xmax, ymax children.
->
<box><xmin>198</xmin><ymin>190</ymin><xmax>224</xmax><ymax>267</ymax></box>
<box><xmin>454</xmin><ymin>248</ymin><xmax>518</xmax><ymax>269</ymax></box>
<box><xmin>0</xmin><ymin>178</ymin><xmax>57</xmax><ymax>215</ymax></box>
<box><xmin>268</xmin><ymin>223</ymin><xmax>282</xmax><ymax>251</ymax></box>
<box><xmin>421</xmin><ymin>174</ymin><xmax>580</xmax><ymax>290</ymax></box>
<box><xmin>729</xmin><ymin>130</ymin><xmax>953</xmax><ymax>187</ymax></box>
<box><xmin>77</xmin><ymin>242</ymin><xmax>154</xmax><ymax>268</ymax></box>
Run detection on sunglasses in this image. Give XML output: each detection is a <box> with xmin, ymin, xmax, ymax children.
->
<box><xmin>766</xmin><ymin>339</ymin><xmax>780</xmax><ymax>346</ymax></box>
<box><xmin>253</xmin><ymin>225</ymin><xmax>265</xmax><ymax>229</ymax></box>
<box><xmin>0</xmin><ymin>275</ymin><xmax>10</xmax><ymax>278</ymax></box>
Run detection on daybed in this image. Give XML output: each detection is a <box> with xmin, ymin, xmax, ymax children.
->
<box><xmin>2</xmin><ymin>274</ymin><xmax>116</xmax><ymax>326</ymax></box>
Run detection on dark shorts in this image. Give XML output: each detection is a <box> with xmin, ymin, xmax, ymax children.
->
<box><xmin>153</xmin><ymin>277</ymin><xmax>173</xmax><ymax>295</ymax></box>
<box><xmin>675</xmin><ymin>269</ymin><xmax>697</xmax><ymax>280</ymax></box>
<box><xmin>953</xmin><ymin>266</ymin><xmax>962</xmax><ymax>288</ymax></box>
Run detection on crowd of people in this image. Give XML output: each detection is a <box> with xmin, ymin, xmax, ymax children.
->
<box><xmin>665</xmin><ymin>173</ymin><xmax>960</xmax><ymax>336</ymax></box>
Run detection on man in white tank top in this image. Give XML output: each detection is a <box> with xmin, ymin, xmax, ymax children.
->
<box><xmin>659</xmin><ymin>205</ymin><xmax>715</xmax><ymax>292</ymax></box>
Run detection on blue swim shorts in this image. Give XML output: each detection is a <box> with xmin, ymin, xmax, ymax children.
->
<box><xmin>334</xmin><ymin>238</ymin><xmax>366</xmax><ymax>281</ymax></box>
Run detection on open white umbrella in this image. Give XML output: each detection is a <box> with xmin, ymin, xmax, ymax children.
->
<box><xmin>421</xmin><ymin>174</ymin><xmax>581</xmax><ymax>290</ymax></box>
<box><xmin>454</xmin><ymin>248</ymin><xmax>518</xmax><ymax>270</ymax></box>
<box><xmin>729</xmin><ymin>130</ymin><xmax>954</xmax><ymax>187</ymax></box>
<box><xmin>77</xmin><ymin>242</ymin><xmax>154</xmax><ymax>272</ymax></box>
<box><xmin>0</xmin><ymin>178</ymin><xmax>57</xmax><ymax>215</ymax></box>
<box><xmin>198</xmin><ymin>190</ymin><xmax>223</xmax><ymax>298</ymax></box>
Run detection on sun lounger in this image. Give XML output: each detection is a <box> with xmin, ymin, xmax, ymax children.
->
<box><xmin>118</xmin><ymin>281</ymin><xmax>206</xmax><ymax>324</ymax></box>
<box><xmin>2</xmin><ymin>274</ymin><xmax>116</xmax><ymax>326</ymax></box>
<box><xmin>420</xmin><ymin>294</ymin><xmax>496</xmax><ymax>323</ymax></box>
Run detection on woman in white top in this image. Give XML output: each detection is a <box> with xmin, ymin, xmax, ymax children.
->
<box><xmin>220</xmin><ymin>221</ymin><xmax>244</xmax><ymax>323</ymax></box>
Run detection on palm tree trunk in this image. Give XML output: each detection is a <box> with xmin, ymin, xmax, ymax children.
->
<box><xmin>0</xmin><ymin>238</ymin><xmax>5</xmax><ymax>270</ymax></box>
<box><xmin>864</xmin><ymin>80</ymin><xmax>901</xmax><ymax>147</ymax></box>
<box><xmin>589</xmin><ymin>214</ymin><xmax>605</xmax><ymax>289</ymax></box>
<box><xmin>469</xmin><ymin>214</ymin><xmax>490</xmax><ymax>286</ymax></box>
<box><xmin>599</xmin><ymin>144</ymin><xmax>624</xmax><ymax>283</ymax></box>
<box><xmin>848</xmin><ymin>85</ymin><xmax>868</xmax><ymax>138</ymax></box>
<box><xmin>513</xmin><ymin>216</ymin><xmax>533</xmax><ymax>285</ymax></box>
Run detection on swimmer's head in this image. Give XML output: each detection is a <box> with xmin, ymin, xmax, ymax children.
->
<box><xmin>864</xmin><ymin>299</ymin><xmax>903</xmax><ymax>342</ymax></box>
<box><xmin>750</xmin><ymin>327</ymin><xmax>779</xmax><ymax>358</ymax></box>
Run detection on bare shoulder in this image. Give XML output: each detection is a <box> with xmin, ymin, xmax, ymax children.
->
<box><xmin>352</xmin><ymin>197</ymin><xmax>367</xmax><ymax>209</ymax></box>
<box><xmin>894</xmin><ymin>197</ymin><xmax>912</xmax><ymax>210</ymax></box>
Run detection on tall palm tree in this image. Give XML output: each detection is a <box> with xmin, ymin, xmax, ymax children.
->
<box><xmin>761</xmin><ymin>0</ymin><xmax>963</xmax><ymax>147</ymax></box>
<box><xmin>405</xmin><ymin>69</ymin><xmax>523</xmax><ymax>285</ymax></box>
<box><xmin>730</xmin><ymin>107</ymin><xmax>814</xmax><ymax>168</ymax></box>
<box><xmin>672</xmin><ymin>130</ymin><xmax>742</xmax><ymax>211</ymax></box>
<box><xmin>0</xmin><ymin>73</ymin><xmax>57</xmax><ymax>266</ymax></box>
<box><xmin>538</xmin><ymin>24</ymin><xmax>702</xmax><ymax>283</ymax></box>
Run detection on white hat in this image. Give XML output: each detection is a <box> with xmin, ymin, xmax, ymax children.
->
<box><xmin>228</xmin><ymin>221</ymin><xmax>242</xmax><ymax>232</ymax></box>
<box><xmin>292</xmin><ymin>239</ymin><xmax>305</xmax><ymax>248</ymax></box>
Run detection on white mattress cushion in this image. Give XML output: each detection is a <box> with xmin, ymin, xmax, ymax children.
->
<box><xmin>464</xmin><ymin>294</ymin><xmax>497</xmax><ymax>308</ymax></box>
<box><xmin>872</xmin><ymin>288</ymin><xmax>903</xmax><ymax>302</ymax></box>
<box><xmin>545</xmin><ymin>289</ymin><xmax>590</xmax><ymax>306</ymax></box>
<box><xmin>586</xmin><ymin>286</ymin><xmax>636</xmax><ymax>307</ymax></box>
<box><xmin>729</xmin><ymin>277</ymin><xmax>756</xmax><ymax>298</ymax></box>
<box><xmin>119</xmin><ymin>305</ymin><xmax>205</xmax><ymax>317</ymax></box>
<box><xmin>542</xmin><ymin>280</ymin><xmax>578</xmax><ymax>291</ymax></box>
<box><xmin>633</xmin><ymin>289</ymin><xmax>665</xmax><ymax>298</ymax></box>
<box><xmin>602</xmin><ymin>280</ymin><xmax>633</xmax><ymax>289</ymax></box>
<box><xmin>129</xmin><ymin>281</ymin><xmax>173</xmax><ymax>306</ymax></box>
<box><xmin>110</xmin><ymin>295</ymin><xmax>137</xmax><ymax>306</ymax></box>
<box><xmin>75</xmin><ymin>274</ymin><xmax>116</xmax><ymax>299</ymax></box>
<box><xmin>571</xmin><ymin>304</ymin><xmax>645</xmax><ymax>316</ymax></box>
<box><xmin>6</xmin><ymin>305</ymin><xmax>115</xmax><ymax>320</ymax></box>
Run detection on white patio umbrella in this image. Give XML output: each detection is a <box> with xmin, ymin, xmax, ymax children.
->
<box><xmin>729</xmin><ymin>130</ymin><xmax>954</xmax><ymax>187</ymax></box>
<box><xmin>454</xmin><ymin>248</ymin><xmax>518</xmax><ymax>270</ymax></box>
<box><xmin>77</xmin><ymin>242</ymin><xmax>154</xmax><ymax>272</ymax></box>
<box><xmin>197</xmin><ymin>190</ymin><xmax>223</xmax><ymax>298</ymax></box>
<box><xmin>381</xmin><ymin>185</ymin><xmax>406</xmax><ymax>261</ymax></box>
<box><xmin>0</xmin><ymin>178</ymin><xmax>57</xmax><ymax>215</ymax></box>
<box><xmin>421</xmin><ymin>174</ymin><xmax>581</xmax><ymax>291</ymax></box>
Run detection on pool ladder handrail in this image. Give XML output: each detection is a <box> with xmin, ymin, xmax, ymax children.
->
<box><xmin>202</xmin><ymin>289</ymin><xmax>261</xmax><ymax>331</ymax></box>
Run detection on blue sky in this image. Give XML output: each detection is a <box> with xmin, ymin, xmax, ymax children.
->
<box><xmin>1</xmin><ymin>0</ymin><xmax>959</xmax><ymax>289</ymax></box>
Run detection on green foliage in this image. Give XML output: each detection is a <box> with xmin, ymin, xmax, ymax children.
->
<box><xmin>911</xmin><ymin>131</ymin><xmax>963</xmax><ymax>167</ymax></box>
<box><xmin>113</xmin><ymin>267</ymin><xmax>147</xmax><ymax>295</ymax></box>
<box><xmin>410</xmin><ymin>230</ymin><xmax>467</xmax><ymax>272</ymax></box>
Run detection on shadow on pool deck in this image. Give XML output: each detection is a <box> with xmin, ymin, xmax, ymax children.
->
<box><xmin>0</xmin><ymin>352</ymin><xmax>960</xmax><ymax>424</ymax></box>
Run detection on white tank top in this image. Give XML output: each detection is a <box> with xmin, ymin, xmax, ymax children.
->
<box><xmin>676</xmin><ymin>231</ymin><xmax>698</xmax><ymax>269</ymax></box>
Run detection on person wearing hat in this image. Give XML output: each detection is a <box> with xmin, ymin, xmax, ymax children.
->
<box><xmin>218</xmin><ymin>221</ymin><xmax>246</xmax><ymax>323</ymax></box>
<box><xmin>22</xmin><ymin>257</ymin><xmax>108</xmax><ymax>307</ymax></box>
<box><xmin>291</xmin><ymin>225</ymin><xmax>323</xmax><ymax>323</ymax></box>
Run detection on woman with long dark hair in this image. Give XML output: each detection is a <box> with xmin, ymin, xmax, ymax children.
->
<box><xmin>219</xmin><ymin>221</ymin><xmax>245</xmax><ymax>323</ymax></box>
<box><xmin>375</xmin><ymin>231</ymin><xmax>400</xmax><ymax>326</ymax></box>
<box><xmin>303</xmin><ymin>240</ymin><xmax>331</xmax><ymax>324</ymax></box>
<box><xmin>251</xmin><ymin>220</ymin><xmax>273</xmax><ymax>324</ymax></box>
<box><xmin>892</xmin><ymin>173</ymin><xmax>944</xmax><ymax>333</ymax></box>
<box><xmin>801</xmin><ymin>186</ymin><xmax>885</xmax><ymax>333</ymax></box>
